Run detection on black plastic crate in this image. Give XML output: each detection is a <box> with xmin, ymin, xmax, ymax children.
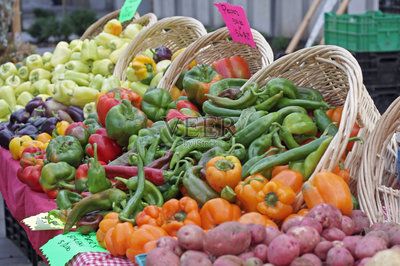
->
<box><xmin>4</xmin><ymin>202</ymin><xmax>42</xmax><ymax>266</ymax></box>
<box><xmin>366</xmin><ymin>85</ymin><xmax>400</xmax><ymax>113</ymax></box>
<box><xmin>380</xmin><ymin>0</ymin><xmax>400</xmax><ymax>14</ymax></box>
<box><xmin>353</xmin><ymin>51</ymin><xmax>400</xmax><ymax>88</ymax></box>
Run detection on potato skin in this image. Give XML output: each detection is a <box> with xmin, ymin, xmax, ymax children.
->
<box><xmin>287</xmin><ymin>226</ymin><xmax>320</xmax><ymax>254</ymax></box>
<box><xmin>267</xmin><ymin>234</ymin><xmax>300</xmax><ymax>266</ymax></box>
<box><xmin>308</xmin><ymin>204</ymin><xmax>342</xmax><ymax>229</ymax></box>
<box><xmin>326</xmin><ymin>247</ymin><xmax>354</xmax><ymax>266</ymax></box>
<box><xmin>350</xmin><ymin>210</ymin><xmax>370</xmax><ymax>234</ymax></box>
<box><xmin>213</xmin><ymin>255</ymin><xmax>244</xmax><ymax>266</ymax></box>
<box><xmin>355</xmin><ymin>236</ymin><xmax>387</xmax><ymax>259</ymax></box>
<box><xmin>177</xmin><ymin>225</ymin><xmax>205</xmax><ymax>250</ymax></box>
<box><xmin>145</xmin><ymin>247</ymin><xmax>180</xmax><ymax>266</ymax></box>
<box><xmin>180</xmin><ymin>250</ymin><xmax>212</xmax><ymax>266</ymax></box>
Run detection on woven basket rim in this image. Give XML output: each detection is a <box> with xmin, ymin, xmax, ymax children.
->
<box><xmin>157</xmin><ymin>26</ymin><xmax>274</xmax><ymax>92</ymax></box>
<box><xmin>113</xmin><ymin>16</ymin><xmax>207</xmax><ymax>81</ymax></box>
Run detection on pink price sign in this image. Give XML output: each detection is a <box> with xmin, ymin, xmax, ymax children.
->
<box><xmin>214</xmin><ymin>2</ymin><xmax>256</xmax><ymax>49</ymax></box>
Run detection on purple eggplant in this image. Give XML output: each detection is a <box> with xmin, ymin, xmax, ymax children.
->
<box><xmin>9</xmin><ymin>109</ymin><xmax>30</xmax><ymax>124</ymax></box>
<box><xmin>43</xmin><ymin>98</ymin><xmax>69</xmax><ymax>117</ymax></box>
<box><xmin>67</xmin><ymin>105</ymin><xmax>84</xmax><ymax>122</ymax></box>
<box><xmin>57</xmin><ymin>110</ymin><xmax>74</xmax><ymax>123</ymax></box>
<box><xmin>31</xmin><ymin>106</ymin><xmax>46</xmax><ymax>117</ymax></box>
<box><xmin>0</xmin><ymin>122</ymin><xmax>10</xmax><ymax>131</ymax></box>
<box><xmin>27</xmin><ymin>117</ymin><xmax>47</xmax><ymax>128</ymax></box>
<box><xmin>153</xmin><ymin>46</ymin><xmax>172</xmax><ymax>63</ymax></box>
<box><xmin>7</xmin><ymin>123</ymin><xmax>22</xmax><ymax>133</ymax></box>
<box><xmin>39</xmin><ymin>117</ymin><xmax>59</xmax><ymax>135</ymax></box>
<box><xmin>0</xmin><ymin>129</ymin><xmax>15</xmax><ymax>149</ymax></box>
<box><xmin>25</xmin><ymin>97</ymin><xmax>44</xmax><ymax>114</ymax></box>
<box><xmin>16</xmin><ymin>124</ymin><xmax>38</xmax><ymax>138</ymax></box>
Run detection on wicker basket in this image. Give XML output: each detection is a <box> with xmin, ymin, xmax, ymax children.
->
<box><xmin>244</xmin><ymin>45</ymin><xmax>381</xmax><ymax>211</ymax></box>
<box><xmin>158</xmin><ymin>27</ymin><xmax>274</xmax><ymax>92</ymax></box>
<box><xmin>113</xmin><ymin>16</ymin><xmax>207</xmax><ymax>81</ymax></box>
<box><xmin>359</xmin><ymin>96</ymin><xmax>400</xmax><ymax>224</ymax></box>
<box><xmin>80</xmin><ymin>10</ymin><xmax>155</xmax><ymax>40</ymax></box>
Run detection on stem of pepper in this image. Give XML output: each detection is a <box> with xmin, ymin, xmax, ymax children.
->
<box><xmin>243</xmin><ymin>177</ymin><xmax>265</xmax><ymax>187</ymax></box>
<box><xmin>173</xmin><ymin>211</ymin><xmax>187</xmax><ymax>222</ymax></box>
<box><xmin>265</xmin><ymin>191</ymin><xmax>278</xmax><ymax>206</ymax></box>
<box><xmin>59</xmin><ymin>181</ymin><xmax>76</xmax><ymax>190</ymax></box>
<box><xmin>215</xmin><ymin>159</ymin><xmax>234</xmax><ymax>171</ymax></box>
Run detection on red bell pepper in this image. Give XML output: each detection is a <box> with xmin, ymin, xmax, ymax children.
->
<box><xmin>96</xmin><ymin>88</ymin><xmax>142</xmax><ymax>126</ymax></box>
<box><xmin>176</xmin><ymin>100</ymin><xmax>199</xmax><ymax>112</ymax></box>
<box><xmin>21</xmin><ymin>146</ymin><xmax>43</xmax><ymax>158</ymax></box>
<box><xmin>86</xmin><ymin>128</ymin><xmax>122</xmax><ymax>163</ymax></box>
<box><xmin>17</xmin><ymin>151</ymin><xmax>45</xmax><ymax>192</ymax></box>
<box><xmin>166</xmin><ymin>109</ymin><xmax>193</xmax><ymax>121</ymax></box>
<box><xmin>211</xmin><ymin>56</ymin><xmax>251</xmax><ymax>79</ymax></box>
<box><xmin>65</xmin><ymin>122</ymin><xmax>88</xmax><ymax>135</ymax></box>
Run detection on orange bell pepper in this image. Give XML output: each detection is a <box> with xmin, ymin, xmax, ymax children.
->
<box><xmin>256</xmin><ymin>180</ymin><xmax>296</xmax><ymax>221</ymax></box>
<box><xmin>235</xmin><ymin>174</ymin><xmax>269</xmax><ymax>212</ymax></box>
<box><xmin>271</xmin><ymin>165</ymin><xmax>289</xmax><ymax>177</ymax></box>
<box><xmin>205</xmin><ymin>155</ymin><xmax>242</xmax><ymax>193</ymax></box>
<box><xmin>37</xmin><ymin>132</ymin><xmax>53</xmax><ymax>144</ymax></box>
<box><xmin>238</xmin><ymin>212</ymin><xmax>278</xmax><ymax>229</ymax></box>
<box><xmin>326</xmin><ymin>107</ymin><xmax>343</xmax><ymax>126</ymax></box>
<box><xmin>104</xmin><ymin>19</ymin><xmax>122</xmax><ymax>36</ymax></box>
<box><xmin>200</xmin><ymin>198</ymin><xmax>241</xmax><ymax>230</ymax></box>
<box><xmin>159</xmin><ymin>197</ymin><xmax>201</xmax><ymax>236</ymax></box>
<box><xmin>136</xmin><ymin>206</ymin><xmax>162</xmax><ymax>226</ymax></box>
<box><xmin>96</xmin><ymin>212</ymin><xmax>120</xmax><ymax>248</ymax></box>
<box><xmin>302</xmin><ymin>171</ymin><xmax>353</xmax><ymax>215</ymax></box>
<box><xmin>126</xmin><ymin>224</ymin><xmax>168</xmax><ymax>262</ymax></box>
<box><xmin>271</xmin><ymin>169</ymin><xmax>303</xmax><ymax>194</ymax></box>
<box><xmin>105</xmin><ymin>222</ymin><xmax>135</xmax><ymax>256</ymax></box>
<box><xmin>332</xmin><ymin>160</ymin><xmax>350</xmax><ymax>184</ymax></box>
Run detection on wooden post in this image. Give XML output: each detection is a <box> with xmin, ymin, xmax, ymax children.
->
<box><xmin>12</xmin><ymin>0</ymin><xmax>22</xmax><ymax>45</ymax></box>
<box><xmin>285</xmin><ymin>0</ymin><xmax>322</xmax><ymax>53</ymax></box>
<box><xmin>320</xmin><ymin>0</ymin><xmax>351</xmax><ymax>44</ymax></box>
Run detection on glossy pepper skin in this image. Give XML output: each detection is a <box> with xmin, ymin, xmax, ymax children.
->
<box><xmin>75</xmin><ymin>160</ymin><xmax>107</xmax><ymax>193</ymax></box>
<box><xmin>46</xmin><ymin>135</ymin><xmax>84</xmax><ymax>167</ymax></box>
<box><xmin>39</xmin><ymin>162</ymin><xmax>76</xmax><ymax>199</ymax></box>
<box><xmin>77</xmin><ymin>212</ymin><xmax>103</xmax><ymax>235</ymax></box>
<box><xmin>302</xmin><ymin>171</ymin><xmax>353</xmax><ymax>216</ymax></box>
<box><xmin>105</xmin><ymin>100</ymin><xmax>147</xmax><ymax>147</ymax></box>
<box><xmin>17</xmin><ymin>151</ymin><xmax>45</xmax><ymax>192</ymax></box>
<box><xmin>200</xmin><ymin>198</ymin><xmax>242</xmax><ymax>230</ymax></box>
<box><xmin>211</xmin><ymin>56</ymin><xmax>251</xmax><ymax>79</ymax></box>
<box><xmin>96</xmin><ymin>212</ymin><xmax>120</xmax><ymax>248</ymax></box>
<box><xmin>205</xmin><ymin>155</ymin><xmax>242</xmax><ymax>194</ymax></box>
<box><xmin>183</xmin><ymin>64</ymin><xmax>223</xmax><ymax>106</ymax></box>
<box><xmin>86</xmin><ymin>128</ymin><xmax>122</xmax><ymax>163</ymax></box>
<box><xmin>136</xmin><ymin>206</ymin><xmax>162</xmax><ymax>226</ymax></box>
<box><xmin>256</xmin><ymin>180</ymin><xmax>296</xmax><ymax>221</ymax></box>
<box><xmin>131</xmin><ymin>54</ymin><xmax>156</xmax><ymax>85</ymax></box>
<box><xmin>238</xmin><ymin>212</ymin><xmax>278</xmax><ymax>229</ymax></box>
<box><xmin>141</xmin><ymin>87</ymin><xmax>176</xmax><ymax>122</ymax></box>
<box><xmin>159</xmin><ymin>197</ymin><xmax>201</xmax><ymax>237</ymax></box>
<box><xmin>104</xmin><ymin>221</ymin><xmax>135</xmax><ymax>256</ymax></box>
<box><xmin>56</xmin><ymin>190</ymin><xmax>83</xmax><ymax>210</ymax></box>
<box><xmin>282</xmin><ymin>112</ymin><xmax>318</xmax><ymax>136</ymax></box>
<box><xmin>235</xmin><ymin>174</ymin><xmax>269</xmax><ymax>212</ymax></box>
<box><xmin>266</xmin><ymin>77</ymin><xmax>299</xmax><ymax>99</ymax></box>
<box><xmin>271</xmin><ymin>169</ymin><xmax>303</xmax><ymax>194</ymax></box>
<box><xmin>87</xmin><ymin>144</ymin><xmax>112</xmax><ymax>194</ymax></box>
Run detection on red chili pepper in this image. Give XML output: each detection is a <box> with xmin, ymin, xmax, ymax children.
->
<box><xmin>86</xmin><ymin>128</ymin><xmax>122</xmax><ymax>163</ymax></box>
<box><xmin>103</xmin><ymin>165</ymin><xmax>166</xmax><ymax>186</ymax></box>
<box><xmin>176</xmin><ymin>100</ymin><xmax>199</xmax><ymax>112</ymax></box>
<box><xmin>211</xmin><ymin>56</ymin><xmax>251</xmax><ymax>79</ymax></box>
<box><xmin>166</xmin><ymin>109</ymin><xmax>192</xmax><ymax>121</ymax></box>
<box><xmin>65</xmin><ymin>122</ymin><xmax>88</xmax><ymax>135</ymax></box>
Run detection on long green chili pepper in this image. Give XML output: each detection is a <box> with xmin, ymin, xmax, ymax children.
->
<box><xmin>271</xmin><ymin>127</ymin><xmax>286</xmax><ymax>150</ymax></box>
<box><xmin>248</xmin><ymin>127</ymin><xmax>278</xmax><ymax>159</ymax></box>
<box><xmin>297</xmin><ymin>86</ymin><xmax>324</xmax><ymax>102</ymax></box>
<box><xmin>254</xmin><ymin>91</ymin><xmax>283</xmax><ymax>111</ymax></box>
<box><xmin>249</xmin><ymin>135</ymin><xmax>332</xmax><ymax>175</ymax></box>
<box><xmin>314</xmin><ymin>109</ymin><xmax>338</xmax><ymax>136</ymax></box>
<box><xmin>144</xmin><ymin>135</ymin><xmax>160</xmax><ymax>165</ymax></box>
<box><xmin>276</xmin><ymin>98</ymin><xmax>332</xmax><ymax>110</ymax></box>
<box><xmin>272</xmin><ymin>122</ymin><xmax>300</xmax><ymax>149</ymax></box>
<box><xmin>302</xmin><ymin>136</ymin><xmax>333</xmax><ymax>180</ymax></box>
<box><xmin>276</xmin><ymin>105</ymin><xmax>308</xmax><ymax>124</ymax></box>
<box><xmin>202</xmin><ymin>100</ymin><xmax>242</xmax><ymax>117</ymax></box>
<box><xmin>241</xmin><ymin>148</ymin><xmax>279</xmax><ymax>178</ymax></box>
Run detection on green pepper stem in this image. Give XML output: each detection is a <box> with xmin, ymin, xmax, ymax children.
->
<box><xmin>173</xmin><ymin>211</ymin><xmax>187</xmax><ymax>222</ymax></box>
<box><xmin>348</xmin><ymin>136</ymin><xmax>363</xmax><ymax>144</ymax></box>
<box><xmin>58</xmin><ymin>181</ymin><xmax>76</xmax><ymax>190</ymax></box>
<box><xmin>265</xmin><ymin>191</ymin><xmax>278</xmax><ymax>207</ymax></box>
<box><xmin>243</xmin><ymin>177</ymin><xmax>265</xmax><ymax>187</ymax></box>
<box><xmin>215</xmin><ymin>159</ymin><xmax>234</xmax><ymax>171</ymax></box>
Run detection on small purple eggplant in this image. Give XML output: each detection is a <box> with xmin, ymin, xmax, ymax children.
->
<box><xmin>17</xmin><ymin>124</ymin><xmax>39</xmax><ymax>137</ymax></box>
<box><xmin>43</xmin><ymin>98</ymin><xmax>69</xmax><ymax>117</ymax></box>
<box><xmin>153</xmin><ymin>46</ymin><xmax>172</xmax><ymax>63</ymax></box>
<box><xmin>25</xmin><ymin>97</ymin><xmax>44</xmax><ymax>114</ymax></box>
<box><xmin>57</xmin><ymin>110</ymin><xmax>74</xmax><ymax>123</ymax></box>
<box><xmin>7</xmin><ymin>122</ymin><xmax>22</xmax><ymax>133</ymax></box>
<box><xmin>27</xmin><ymin>117</ymin><xmax>47</xmax><ymax>128</ymax></box>
<box><xmin>0</xmin><ymin>129</ymin><xmax>15</xmax><ymax>149</ymax></box>
<box><xmin>0</xmin><ymin>122</ymin><xmax>10</xmax><ymax>131</ymax></box>
<box><xmin>67</xmin><ymin>105</ymin><xmax>84</xmax><ymax>122</ymax></box>
<box><xmin>9</xmin><ymin>109</ymin><xmax>30</xmax><ymax>124</ymax></box>
<box><xmin>39</xmin><ymin>117</ymin><xmax>59</xmax><ymax>135</ymax></box>
<box><xmin>31</xmin><ymin>106</ymin><xmax>46</xmax><ymax>117</ymax></box>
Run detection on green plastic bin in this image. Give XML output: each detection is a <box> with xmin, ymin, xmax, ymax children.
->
<box><xmin>324</xmin><ymin>11</ymin><xmax>400</xmax><ymax>52</ymax></box>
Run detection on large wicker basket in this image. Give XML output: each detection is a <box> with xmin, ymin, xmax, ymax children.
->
<box><xmin>359</xmin><ymin>96</ymin><xmax>400</xmax><ymax>224</ymax></box>
<box><xmin>158</xmin><ymin>27</ymin><xmax>274</xmax><ymax>91</ymax></box>
<box><xmin>244</xmin><ymin>45</ymin><xmax>381</xmax><ymax>210</ymax></box>
<box><xmin>80</xmin><ymin>10</ymin><xmax>156</xmax><ymax>40</ymax></box>
<box><xmin>113</xmin><ymin>16</ymin><xmax>207</xmax><ymax>81</ymax></box>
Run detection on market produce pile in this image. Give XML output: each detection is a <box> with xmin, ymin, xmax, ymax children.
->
<box><xmin>0</xmin><ymin>14</ymin><xmax>389</xmax><ymax>266</ymax></box>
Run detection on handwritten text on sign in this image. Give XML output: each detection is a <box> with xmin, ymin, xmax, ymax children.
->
<box><xmin>214</xmin><ymin>3</ymin><xmax>256</xmax><ymax>49</ymax></box>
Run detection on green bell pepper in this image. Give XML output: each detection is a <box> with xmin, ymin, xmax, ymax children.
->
<box><xmin>0</xmin><ymin>85</ymin><xmax>16</xmax><ymax>109</ymax></box>
<box><xmin>282</xmin><ymin>112</ymin><xmax>318</xmax><ymax>136</ymax></box>
<box><xmin>88</xmin><ymin>143</ymin><xmax>112</xmax><ymax>193</ymax></box>
<box><xmin>141</xmin><ymin>87</ymin><xmax>176</xmax><ymax>121</ymax></box>
<box><xmin>183</xmin><ymin>64</ymin><xmax>222</xmax><ymax>106</ymax></box>
<box><xmin>39</xmin><ymin>162</ymin><xmax>76</xmax><ymax>198</ymax></box>
<box><xmin>266</xmin><ymin>77</ymin><xmax>299</xmax><ymax>99</ymax></box>
<box><xmin>0</xmin><ymin>62</ymin><xmax>17</xmax><ymax>80</ymax></box>
<box><xmin>46</xmin><ymin>135</ymin><xmax>84</xmax><ymax>167</ymax></box>
<box><xmin>83</xmin><ymin>117</ymin><xmax>102</xmax><ymax>135</ymax></box>
<box><xmin>105</xmin><ymin>99</ymin><xmax>147</xmax><ymax>147</ymax></box>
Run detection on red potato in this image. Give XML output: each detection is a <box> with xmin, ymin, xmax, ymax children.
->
<box><xmin>343</xmin><ymin>235</ymin><xmax>362</xmax><ymax>258</ymax></box>
<box><xmin>282</xmin><ymin>216</ymin><xmax>304</xmax><ymax>233</ymax></box>
<box><xmin>322</xmin><ymin>228</ymin><xmax>346</xmax><ymax>241</ymax></box>
<box><xmin>350</xmin><ymin>210</ymin><xmax>370</xmax><ymax>234</ymax></box>
<box><xmin>379</xmin><ymin>222</ymin><xmax>399</xmax><ymax>234</ymax></box>
<box><xmin>391</xmin><ymin>244</ymin><xmax>400</xmax><ymax>249</ymax></box>
<box><xmin>370</xmin><ymin>222</ymin><xmax>383</xmax><ymax>231</ymax></box>
<box><xmin>177</xmin><ymin>224</ymin><xmax>205</xmax><ymax>250</ymax></box>
<box><xmin>267</xmin><ymin>234</ymin><xmax>300</xmax><ymax>266</ymax></box>
<box><xmin>355</xmin><ymin>257</ymin><xmax>371</xmax><ymax>266</ymax></box>
<box><xmin>253</xmin><ymin>244</ymin><xmax>268</xmax><ymax>263</ymax></box>
<box><xmin>247</xmin><ymin>224</ymin><xmax>266</xmax><ymax>245</ymax></box>
<box><xmin>308</xmin><ymin>203</ymin><xmax>342</xmax><ymax>229</ymax></box>
<box><xmin>390</xmin><ymin>230</ymin><xmax>400</xmax><ymax>246</ymax></box>
<box><xmin>299</xmin><ymin>217</ymin><xmax>323</xmax><ymax>234</ymax></box>
<box><xmin>244</xmin><ymin>257</ymin><xmax>263</xmax><ymax>266</ymax></box>
<box><xmin>145</xmin><ymin>247</ymin><xmax>180</xmax><ymax>266</ymax></box>
<box><xmin>213</xmin><ymin>255</ymin><xmax>244</xmax><ymax>266</ymax></box>
<box><xmin>355</xmin><ymin>236</ymin><xmax>387</xmax><ymax>259</ymax></box>
<box><xmin>314</xmin><ymin>241</ymin><xmax>333</xmax><ymax>260</ymax></box>
<box><xmin>300</xmin><ymin>253</ymin><xmax>322</xmax><ymax>266</ymax></box>
<box><xmin>341</xmin><ymin>216</ymin><xmax>355</xmax><ymax>236</ymax></box>
<box><xmin>181</xmin><ymin>250</ymin><xmax>212</xmax><ymax>266</ymax></box>
<box><xmin>287</xmin><ymin>226</ymin><xmax>320</xmax><ymax>254</ymax></box>
<box><xmin>263</xmin><ymin>226</ymin><xmax>282</xmax><ymax>245</ymax></box>
<box><xmin>289</xmin><ymin>257</ymin><xmax>314</xmax><ymax>266</ymax></box>
<box><xmin>326</xmin><ymin>247</ymin><xmax>354</xmax><ymax>266</ymax></box>
<box><xmin>239</xmin><ymin>252</ymin><xmax>255</xmax><ymax>261</ymax></box>
<box><xmin>366</xmin><ymin>230</ymin><xmax>389</xmax><ymax>246</ymax></box>
<box><xmin>332</xmin><ymin>240</ymin><xmax>345</xmax><ymax>248</ymax></box>
<box><xmin>204</xmin><ymin>221</ymin><xmax>251</xmax><ymax>257</ymax></box>
<box><xmin>156</xmin><ymin>236</ymin><xmax>183</xmax><ymax>257</ymax></box>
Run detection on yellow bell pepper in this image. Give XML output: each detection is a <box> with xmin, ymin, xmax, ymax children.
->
<box><xmin>37</xmin><ymin>132</ymin><xmax>53</xmax><ymax>144</ymax></box>
<box><xmin>131</xmin><ymin>55</ymin><xmax>156</xmax><ymax>85</ymax></box>
<box><xmin>9</xmin><ymin>135</ymin><xmax>33</xmax><ymax>160</ymax></box>
<box><xmin>21</xmin><ymin>140</ymin><xmax>46</xmax><ymax>153</ymax></box>
<box><xmin>170</xmin><ymin>86</ymin><xmax>181</xmax><ymax>101</ymax></box>
<box><xmin>55</xmin><ymin>121</ymin><xmax>70</xmax><ymax>136</ymax></box>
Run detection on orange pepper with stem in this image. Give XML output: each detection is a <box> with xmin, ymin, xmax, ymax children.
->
<box><xmin>271</xmin><ymin>169</ymin><xmax>303</xmax><ymax>194</ymax></box>
<box><xmin>238</xmin><ymin>212</ymin><xmax>278</xmax><ymax>229</ymax></box>
<box><xmin>159</xmin><ymin>197</ymin><xmax>201</xmax><ymax>236</ymax></box>
<box><xmin>136</xmin><ymin>206</ymin><xmax>162</xmax><ymax>226</ymax></box>
<box><xmin>206</xmin><ymin>155</ymin><xmax>242</xmax><ymax>193</ymax></box>
<box><xmin>200</xmin><ymin>198</ymin><xmax>242</xmax><ymax>230</ymax></box>
<box><xmin>105</xmin><ymin>222</ymin><xmax>135</xmax><ymax>256</ymax></box>
<box><xmin>332</xmin><ymin>160</ymin><xmax>350</xmax><ymax>184</ymax></box>
<box><xmin>235</xmin><ymin>174</ymin><xmax>269</xmax><ymax>212</ymax></box>
<box><xmin>271</xmin><ymin>165</ymin><xmax>289</xmax><ymax>177</ymax></box>
<box><xmin>256</xmin><ymin>180</ymin><xmax>296</xmax><ymax>221</ymax></box>
<box><xmin>96</xmin><ymin>212</ymin><xmax>120</xmax><ymax>248</ymax></box>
